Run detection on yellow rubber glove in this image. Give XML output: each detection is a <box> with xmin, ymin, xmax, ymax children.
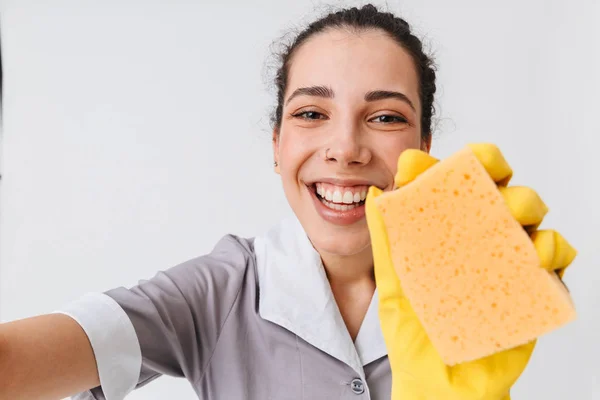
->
<box><xmin>366</xmin><ymin>144</ymin><xmax>576</xmax><ymax>400</ymax></box>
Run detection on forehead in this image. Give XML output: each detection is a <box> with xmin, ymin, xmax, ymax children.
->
<box><xmin>287</xmin><ymin>28</ymin><xmax>421</xmax><ymax>108</ymax></box>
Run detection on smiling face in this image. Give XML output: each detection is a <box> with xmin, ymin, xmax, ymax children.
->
<box><xmin>273</xmin><ymin>27</ymin><xmax>430</xmax><ymax>261</ymax></box>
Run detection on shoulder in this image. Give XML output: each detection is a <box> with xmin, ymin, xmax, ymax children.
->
<box><xmin>170</xmin><ymin>234</ymin><xmax>255</xmax><ymax>284</ymax></box>
<box><xmin>110</xmin><ymin>234</ymin><xmax>258</xmax><ymax>311</ymax></box>
<box><xmin>56</xmin><ymin>233</ymin><xmax>261</xmax><ymax>400</ymax></box>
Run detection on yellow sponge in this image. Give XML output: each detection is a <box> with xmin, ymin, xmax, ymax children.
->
<box><xmin>374</xmin><ymin>146</ymin><xmax>576</xmax><ymax>365</ymax></box>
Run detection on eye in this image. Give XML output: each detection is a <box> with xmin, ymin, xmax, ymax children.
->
<box><xmin>292</xmin><ymin>111</ymin><xmax>327</xmax><ymax>120</ymax></box>
<box><xmin>371</xmin><ymin>115</ymin><xmax>408</xmax><ymax>124</ymax></box>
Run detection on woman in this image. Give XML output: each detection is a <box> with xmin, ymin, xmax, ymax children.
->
<box><xmin>0</xmin><ymin>4</ymin><xmax>574</xmax><ymax>400</ymax></box>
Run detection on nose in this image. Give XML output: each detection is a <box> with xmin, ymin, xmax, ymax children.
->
<box><xmin>324</xmin><ymin>128</ymin><xmax>372</xmax><ymax>167</ymax></box>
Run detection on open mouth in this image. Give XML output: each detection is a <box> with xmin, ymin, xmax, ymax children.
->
<box><xmin>310</xmin><ymin>182</ymin><xmax>368</xmax><ymax>211</ymax></box>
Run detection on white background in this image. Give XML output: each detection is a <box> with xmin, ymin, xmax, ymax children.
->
<box><xmin>1</xmin><ymin>0</ymin><xmax>598</xmax><ymax>399</ymax></box>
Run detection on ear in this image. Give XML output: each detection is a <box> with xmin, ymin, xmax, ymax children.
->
<box><xmin>421</xmin><ymin>134</ymin><xmax>432</xmax><ymax>153</ymax></box>
<box><xmin>272</xmin><ymin>129</ymin><xmax>281</xmax><ymax>174</ymax></box>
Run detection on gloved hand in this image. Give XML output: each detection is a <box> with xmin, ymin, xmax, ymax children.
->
<box><xmin>365</xmin><ymin>143</ymin><xmax>576</xmax><ymax>400</ymax></box>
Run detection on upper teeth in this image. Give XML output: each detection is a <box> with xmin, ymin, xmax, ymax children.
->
<box><xmin>315</xmin><ymin>183</ymin><xmax>368</xmax><ymax>204</ymax></box>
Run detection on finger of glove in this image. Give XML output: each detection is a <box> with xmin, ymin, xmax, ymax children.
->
<box><xmin>467</xmin><ymin>143</ymin><xmax>513</xmax><ymax>186</ymax></box>
<box><xmin>365</xmin><ymin>186</ymin><xmax>405</xmax><ymax>300</ymax></box>
<box><xmin>530</xmin><ymin>229</ymin><xmax>577</xmax><ymax>277</ymax></box>
<box><xmin>394</xmin><ymin>149</ymin><xmax>439</xmax><ymax>187</ymax></box>
<box><xmin>396</xmin><ymin>144</ymin><xmax>511</xmax><ymax>188</ymax></box>
<box><xmin>498</xmin><ymin>186</ymin><xmax>549</xmax><ymax>228</ymax></box>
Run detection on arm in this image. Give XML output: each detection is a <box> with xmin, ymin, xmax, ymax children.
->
<box><xmin>0</xmin><ymin>313</ymin><xmax>99</xmax><ymax>400</ymax></box>
<box><xmin>0</xmin><ymin>234</ymin><xmax>250</xmax><ymax>400</ymax></box>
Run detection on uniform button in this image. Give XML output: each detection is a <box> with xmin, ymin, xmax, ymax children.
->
<box><xmin>350</xmin><ymin>378</ymin><xmax>365</xmax><ymax>395</ymax></box>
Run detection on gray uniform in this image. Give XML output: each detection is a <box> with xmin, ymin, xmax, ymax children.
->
<box><xmin>57</xmin><ymin>217</ymin><xmax>391</xmax><ymax>399</ymax></box>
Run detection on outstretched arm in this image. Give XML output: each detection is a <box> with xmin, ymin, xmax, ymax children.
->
<box><xmin>0</xmin><ymin>313</ymin><xmax>99</xmax><ymax>400</ymax></box>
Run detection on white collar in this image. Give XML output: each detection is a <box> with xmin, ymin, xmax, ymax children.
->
<box><xmin>254</xmin><ymin>216</ymin><xmax>387</xmax><ymax>378</ymax></box>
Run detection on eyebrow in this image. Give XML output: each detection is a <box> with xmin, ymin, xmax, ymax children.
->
<box><xmin>285</xmin><ymin>85</ymin><xmax>416</xmax><ymax>112</ymax></box>
<box><xmin>364</xmin><ymin>90</ymin><xmax>416</xmax><ymax>112</ymax></box>
<box><xmin>285</xmin><ymin>85</ymin><xmax>334</xmax><ymax>105</ymax></box>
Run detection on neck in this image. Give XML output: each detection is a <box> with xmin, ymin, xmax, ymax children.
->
<box><xmin>320</xmin><ymin>245</ymin><xmax>375</xmax><ymax>286</ymax></box>
<box><xmin>320</xmin><ymin>245</ymin><xmax>376</xmax><ymax>340</ymax></box>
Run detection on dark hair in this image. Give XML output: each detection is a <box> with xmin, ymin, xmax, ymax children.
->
<box><xmin>270</xmin><ymin>3</ymin><xmax>437</xmax><ymax>141</ymax></box>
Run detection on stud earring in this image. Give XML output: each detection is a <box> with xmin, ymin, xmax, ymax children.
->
<box><xmin>274</xmin><ymin>161</ymin><xmax>278</xmax><ymax>167</ymax></box>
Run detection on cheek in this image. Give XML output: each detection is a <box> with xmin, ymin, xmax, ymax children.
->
<box><xmin>278</xmin><ymin>130</ymin><xmax>313</xmax><ymax>179</ymax></box>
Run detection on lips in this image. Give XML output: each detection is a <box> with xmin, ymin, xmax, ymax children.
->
<box><xmin>308</xmin><ymin>181</ymin><xmax>373</xmax><ymax>225</ymax></box>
